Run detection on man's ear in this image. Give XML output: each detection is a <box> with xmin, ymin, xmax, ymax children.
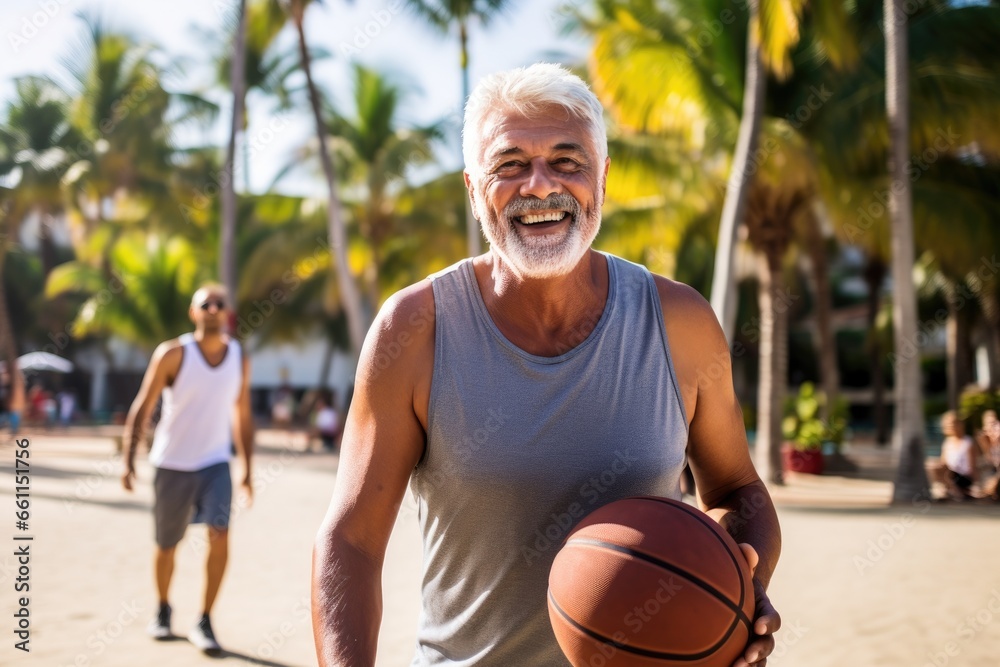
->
<box><xmin>464</xmin><ymin>171</ymin><xmax>480</xmax><ymax>220</ymax></box>
<box><xmin>602</xmin><ymin>156</ymin><xmax>611</xmax><ymax>199</ymax></box>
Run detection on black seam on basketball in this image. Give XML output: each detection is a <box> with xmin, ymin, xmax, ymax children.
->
<box><xmin>636</xmin><ymin>497</ymin><xmax>752</xmax><ymax>615</ymax></box>
<box><xmin>564</xmin><ymin>537</ymin><xmax>753</xmax><ymax>633</ymax></box>
<box><xmin>548</xmin><ymin>589</ymin><xmax>738</xmax><ymax>661</ymax></box>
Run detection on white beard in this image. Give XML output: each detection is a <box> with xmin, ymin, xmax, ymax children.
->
<box><xmin>479</xmin><ymin>193</ymin><xmax>602</xmax><ymax>279</ymax></box>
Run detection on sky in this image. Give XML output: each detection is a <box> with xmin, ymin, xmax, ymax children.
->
<box><xmin>1</xmin><ymin>0</ymin><xmax>591</xmax><ymax>195</ymax></box>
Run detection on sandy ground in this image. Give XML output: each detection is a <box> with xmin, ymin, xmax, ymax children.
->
<box><xmin>0</xmin><ymin>429</ymin><xmax>998</xmax><ymax>667</ymax></box>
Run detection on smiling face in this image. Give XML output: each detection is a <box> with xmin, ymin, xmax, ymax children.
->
<box><xmin>466</xmin><ymin>105</ymin><xmax>610</xmax><ymax>279</ymax></box>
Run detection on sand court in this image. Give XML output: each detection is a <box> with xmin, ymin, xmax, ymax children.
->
<box><xmin>1</xmin><ymin>429</ymin><xmax>997</xmax><ymax>666</ymax></box>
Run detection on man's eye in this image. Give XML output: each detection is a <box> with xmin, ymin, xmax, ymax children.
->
<box><xmin>553</xmin><ymin>158</ymin><xmax>580</xmax><ymax>169</ymax></box>
<box><xmin>495</xmin><ymin>161</ymin><xmax>523</xmax><ymax>173</ymax></box>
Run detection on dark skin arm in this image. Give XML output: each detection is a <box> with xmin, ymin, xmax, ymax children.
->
<box><xmin>312</xmin><ymin>283</ymin><xmax>433</xmax><ymax>667</ymax></box>
<box><xmin>657</xmin><ymin>277</ymin><xmax>782</xmax><ymax>667</ymax></box>
<box><xmin>121</xmin><ymin>341</ymin><xmax>181</xmax><ymax>491</ymax></box>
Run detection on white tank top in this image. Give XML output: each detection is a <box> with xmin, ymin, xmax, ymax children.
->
<box><xmin>149</xmin><ymin>333</ymin><xmax>243</xmax><ymax>471</ymax></box>
<box><xmin>943</xmin><ymin>436</ymin><xmax>974</xmax><ymax>477</ymax></box>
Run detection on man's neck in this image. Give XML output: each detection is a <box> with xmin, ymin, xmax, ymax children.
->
<box><xmin>193</xmin><ymin>329</ymin><xmax>227</xmax><ymax>350</ymax></box>
<box><xmin>474</xmin><ymin>249</ymin><xmax>609</xmax><ymax>356</ymax></box>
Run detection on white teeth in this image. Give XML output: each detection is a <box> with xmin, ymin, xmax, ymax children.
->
<box><xmin>519</xmin><ymin>211</ymin><xmax>567</xmax><ymax>224</ymax></box>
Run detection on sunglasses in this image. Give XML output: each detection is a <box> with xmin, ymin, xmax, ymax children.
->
<box><xmin>199</xmin><ymin>299</ymin><xmax>227</xmax><ymax>311</ymax></box>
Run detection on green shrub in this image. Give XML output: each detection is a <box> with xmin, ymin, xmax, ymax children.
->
<box><xmin>958</xmin><ymin>387</ymin><xmax>1000</xmax><ymax>431</ymax></box>
<box><xmin>782</xmin><ymin>383</ymin><xmax>848</xmax><ymax>452</ymax></box>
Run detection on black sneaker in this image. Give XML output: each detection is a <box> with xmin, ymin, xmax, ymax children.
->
<box><xmin>189</xmin><ymin>614</ymin><xmax>222</xmax><ymax>655</ymax></box>
<box><xmin>147</xmin><ymin>603</ymin><xmax>171</xmax><ymax>640</ymax></box>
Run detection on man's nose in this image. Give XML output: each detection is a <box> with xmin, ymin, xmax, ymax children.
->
<box><xmin>519</xmin><ymin>159</ymin><xmax>562</xmax><ymax>200</ymax></box>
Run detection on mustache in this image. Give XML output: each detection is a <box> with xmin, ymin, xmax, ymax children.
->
<box><xmin>503</xmin><ymin>193</ymin><xmax>582</xmax><ymax>219</ymax></box>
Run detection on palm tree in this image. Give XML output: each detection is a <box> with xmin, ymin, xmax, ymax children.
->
<box><xmin>0</xmin><ymin>186</ymin><xmax>18</xmax><ymax>367</ymax></box>
<box><xmin>58</xmin><ymin>15</ymin><xmax>216</xmax><ymax>251</ymax></box>
<box><xmin>883</xmin><ymin>0</ymin><xmax>929</xmax><ymax>503</ymax></box>
<box><xmin>0</xmin><ymin>77</ymin><xmax>77</xmax><ymax>366</ymax></box>
<box><xmin>221</xmin><ymin>0</ymin><xmax>248</xmax><ymax>303</ymax></box>
<box><xmin>800</xmin><ymin>204</ymin><xmax>839</xmax><ymax>421</ymax></box>
<box><xmin>278</xmin><ymin>64</ymin><xmax>444</xmax><ymax>308</ymax></box>
<box><xmin>233</xmin><ymin>191</ymin><xmax>350</xmax><ymax>386</ymax></box>
<box><xmin>45</xmin><ymin>233</ymin><xmax>207</xmax><ymax>351</ymax></box>
<box><xmin>208</xmin><ymin>0</ymin><xmax>294</xmax><ymax>300</ymax></box>
<box><xmin>582</xmin><ymin>0</ymin><xmax>1000</xmax><ymax>485</ymax></box>
<box><xmin>805</xmin><ymin>0</ymin><xmax>1000</xmax><ymax>444</ymax></box>
<box><xmin>403</xmin><ymin>0</ymin><xmax>515</xmax><ymax>258</ymax></box>
<box><xmin>281</xmin><ymin>0</ymin><xmax>366</xmax><ymax>359</ymax></box>
<box><xmin>709</xmin><ymin>0</ymin><xmax>856</xmax><ymax>340</ymax></box>
<box><xmin>0</xmin><ymin>77</ymin><xmax>78</xmax><ymax>274</ymax></box>
<box><xmin>580</xmin><ymin>0</ymin><xmax>853</xmax><ymax>481</ymax></box>
<box><xmin>910</xmin><ymin>158</ymin><xmax>1000</xmax><ymax>406</ymax></box>
<box><xmin>744</xmin><ymin>183</ymin><xmax>805</xmax><ymax>485</ymax></box>
<box><xmin>710</xmin><ymin>0</ymin><xmax>766</xmax><ymax>341</ymax></box>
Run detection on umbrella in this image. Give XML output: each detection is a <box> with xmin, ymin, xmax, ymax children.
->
<box><xmin>17</xmin><ymin>352</ymin><xmax>74</xmax><ymax>373</ymax></box>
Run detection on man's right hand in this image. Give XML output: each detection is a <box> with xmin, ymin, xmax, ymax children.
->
<box><xmin>122</xmin><ymin>463</ymin><xmax>136</xmax><ymax>491</ymax></box>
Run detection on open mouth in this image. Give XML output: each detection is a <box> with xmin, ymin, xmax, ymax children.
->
<box><xmin>513</xmin><ymin>211</ymin><xmax>571</xmax><ymax>229</ymax></box>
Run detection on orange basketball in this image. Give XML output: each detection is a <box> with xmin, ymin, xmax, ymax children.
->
<box><xmin>547</xmin><ymin>496</ymin><xmax>755</xmax><ymax>667</ymax></box>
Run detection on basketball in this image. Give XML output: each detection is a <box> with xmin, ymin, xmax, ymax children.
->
<box><xmin>547</xmin><ymin>496</ymin><xmax>755</xmax><ymax>667</ymax></box>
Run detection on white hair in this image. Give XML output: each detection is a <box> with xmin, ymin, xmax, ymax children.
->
<box><xmin>462</xmin><ymin>63</ymin><xmax>607</xmax><ymax>178</ymax></box>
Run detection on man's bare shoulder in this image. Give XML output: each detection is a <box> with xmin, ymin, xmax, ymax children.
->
<box><xmin>153</xmin><ymin>338</ymin><xmax>185</xmax><ymax>361</ymax></box>
<box><xmin>359</xmin><ymin>280</ymin><xmax>435</xmax><ymax>381</ymax></box>
<box><xmin>650</xmin><ymin>275</ymin><xmax>720</xmax><ymax>332</ymax></box>
<box><xmin>375</xmin><ymin>280</ymin><xmax>435</xmax><ymax>334</ymax></box>
<box><xmin>650</xmin><ymin>274</ymin><xmax>730</xmax><ymax>367</ymax></box>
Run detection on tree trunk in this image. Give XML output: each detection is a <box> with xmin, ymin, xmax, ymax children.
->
<box><xmin>944</xmin><ymin>283</ymin><xmax>960</xmax><ymax>410</ymax></box>
<box><xmin>973</xmin><ymin>287</ymin><xmax>1000</xmax><ymax>387</ymax></box>
<box><xmin>459</xmin><ymin>20</ymin><xmax>480</xmax><ymax>258</ymax></box>
<box><xmin>39</xmin><ymin>210</ymin><xmax>58</xmax><ymax>278</ymax></box>
<box><xmin>755</xmin><ymin>252</ymin><xmax>787</xmax><ymax>486</ymax></box>
<box><xmin>221</xmin><ymin>0</ymin><xmax>247</xmax><ymax>304</ymax></box>
<box><xmin>865</xmin><ymin>256</ymin><xmax>889</xmax><ymax>444</ymax></box>
<box><xmin>242</xmin><ymin>109</ymin><xmax>251</xmax><ymax>192</ymax></box>
<box><xmin>710</xmin><ymin>0</ymin><xmax>766</xmax><ymax>341</ymax></box>
<box><xmin>804</xmin><ymin>211</ymin><xmax>839</xmax><ymax>419</ymax></box>
<box><xmin>885</xmin><ymin>0</ymin><xmax>930</xmax><ymax>503</ymax></box>
<box><xmin>294</xmin><ymin>15</ymin><xmax>366</xmax><ymax>359</ymax></box>
<box><xmin>318</xmin><ymin>335</ymin><xmax>335</xmax><ymax>390</ymax></box>
<box><xmin>0</xmin><ymin>243</ymin><xmax>19</xmax><ymax>365</ymax></box>
<box><xmin>365</xmin><ymin>218</ymin><xmax>382</xmax><ymax>313</ymax></box>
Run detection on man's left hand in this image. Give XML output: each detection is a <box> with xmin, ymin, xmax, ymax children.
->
<box><xmin>732</xmin><ymin>543</ymin><xmax>781</xmax><ymax>667</ymax></box>
<box><xmin>239</xmin><ymin>477</ymin><xmax>254</xmax><ymax>509</ymax></box>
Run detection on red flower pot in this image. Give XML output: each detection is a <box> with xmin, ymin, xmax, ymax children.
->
<box><xmin>782</xmin><ymin>443</ymin><xmax>825</xmax><ymax>475</ymax></box>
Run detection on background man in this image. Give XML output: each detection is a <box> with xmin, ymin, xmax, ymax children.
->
<box><xmin>312</xmin><ymin>64</ymin><xmax>781</xmax><ymax>667</ymax></box>
<box><xmin>122</xmin><ymin>283</ymin><xmax>253</xmax><ymax>655</ymax></box>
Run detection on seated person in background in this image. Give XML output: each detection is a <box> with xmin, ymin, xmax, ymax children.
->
<box><xmin>975</xmin><ymin>409</ymin><xmax>1000</xmax><ymax>501</ymax></box>
<box><xmin>939</xmin><ymin>411</ymin><xmax>978</xmax><ymax>501</ymax></box>
<box><xmin>311</xmin><ymin>390</ymin><xmax>340</xmax><ymax>452</ymax></box>
<box><xmin>271</xmin><ymin>383</ymin><xmax>296</xmax><ymax>427</ymax></box>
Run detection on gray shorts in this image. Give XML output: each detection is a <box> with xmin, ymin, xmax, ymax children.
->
<box><xmin>153</xmin><ymin>462</ymin><xmax>232</xmax><ymax>548</ymax></box>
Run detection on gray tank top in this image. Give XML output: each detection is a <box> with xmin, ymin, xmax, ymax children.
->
<box><xmin>410</xmin><ymin>253</ymin><xmax>688</xmax><ymax>666</ymax></box>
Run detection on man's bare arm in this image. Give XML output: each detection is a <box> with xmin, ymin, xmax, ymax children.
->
<box><xmin>658</xmin><ymin>278</ymin><xmax>781</xmax><ymax>667</ymax></box>
<box><xmin>121</xmin><ymin>342</ymin><xmax>180</xmax><ymax>490</ymax></box>
<box><xmin>232</xmin><ymin>353</ymin><xmax>254</xmax><ymax>503</ymax></box>
<box><xmin>312</xmin><ymin>283</ymin><xmax>432</xmax><ymax>666</ymax></box>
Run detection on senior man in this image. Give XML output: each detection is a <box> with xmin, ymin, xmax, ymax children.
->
<box><xmin>312</xmin><ymin>63</ymin><xmax>781</xmax><ymax>667</ymax></box>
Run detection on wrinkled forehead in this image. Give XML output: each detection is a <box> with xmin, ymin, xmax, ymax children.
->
<box><xmin>478</xmin><ymin>105</ymin><xmax>596</xmax><ymax>162</ymax></box>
